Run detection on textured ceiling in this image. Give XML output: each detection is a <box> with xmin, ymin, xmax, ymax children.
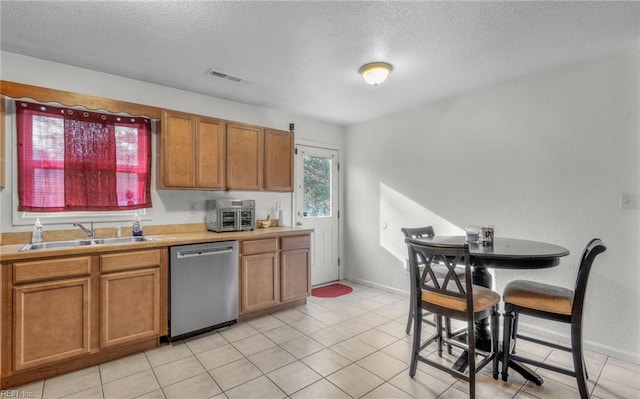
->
<box><xmin>1</xmin><ymin>1</ymin><xmax>639</xmax><ymax>126</ymax></box>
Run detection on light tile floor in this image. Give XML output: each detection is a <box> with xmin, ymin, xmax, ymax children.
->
<box><xmin>8</xmin><ymin>281</ymin><xmax>639</xmax><ymax>399</ymax></box>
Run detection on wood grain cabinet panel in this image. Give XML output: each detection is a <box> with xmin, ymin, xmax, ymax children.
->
<box><xmin>13</xmin><ymin>256</ymin><xmax>91</xmax><ymax>283</ymax></box>
<box><xmin>240</xmin><ymin>252</ymin><xmax>279</xmax><ymax>313</ymax></box>
<box><xmin>196</xmin><ymin>117</ymin><xmax>225</xmax><ymax>188</ymax></box>
<box><xmin>264</xmin><ymin>129</ymin><xmax>294</xmax><ymax>192</ymax></box>
<box><xmin>0</xmin><ymin>95</ymin><xmax>6</xmax><ymax>188</ymax></box>
<box><xmin>280</xmin><ymin>235</ymin><xmax>311</xmax><ymax>251</ymax></box>
<box><xmin>13</xmin><ymin>277</ymin><xmax>91</xmax><ymax>371</ymax></box>
<box><xmin>100</xmin><ymin>268</ymin><xmax>160</xmax><ymax>348</ymax></box>
<box><xmin>226</xmin><ymin>122</ymin><xmax>263</xmax><ymax>190</ymax></box>
<box><xmin>280</xmin><ymin>248</ymin><xmax>311</xmax><ymax>302</ymax></box>
<box><xmin>100</xmin><ymin>250</ymin><xmax>161</xmax><ymax>273</ymax></box>
<box><xmin>241</xmin><ymin>238</ymin><xmax>278</xmax><ymax>255</ymax></box>
<box><xmin>161</xmin><ymin>110</ymin><xmax>195</xmax><ymax>188</ymax></box>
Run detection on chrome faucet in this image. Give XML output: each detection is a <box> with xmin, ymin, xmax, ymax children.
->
<box><xmin>73</xmin><ymin>222</ymin><xmax>95</xmax><ymax>238</ymax></box>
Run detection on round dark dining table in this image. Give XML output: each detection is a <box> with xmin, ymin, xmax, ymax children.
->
<box><xmin>410</xmin><ymin>235</ymin><xmax>570</xmax><ymax>384</ymax></box>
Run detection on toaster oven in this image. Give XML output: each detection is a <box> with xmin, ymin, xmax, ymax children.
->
<box><xmin>205</xmin><ymin>199</ymin><xmax>256</xmax><ymax>232</ymax></box>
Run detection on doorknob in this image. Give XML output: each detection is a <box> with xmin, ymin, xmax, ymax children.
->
<box><xmin>297</xmin><ymin>222</ymin><xmax>303</xmax><ymax>226</ymax></box>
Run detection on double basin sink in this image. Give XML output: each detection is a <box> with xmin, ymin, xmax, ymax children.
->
<box><xmin>20</xmin><ymin>236</ymin><xmax>154</xmax><ymax>252</ymax></box>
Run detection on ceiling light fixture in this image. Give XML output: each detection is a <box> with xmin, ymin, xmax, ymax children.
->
<box><xmin>359</xmin><ymin>62</ymin><xmax>393</xmax><ymax>86</ymax></box>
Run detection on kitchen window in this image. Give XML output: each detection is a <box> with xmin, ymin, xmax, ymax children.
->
<box><xmin>16</xmin><ymin>101</ymin><xmax>152</xmax><ymax>212</ymax></box>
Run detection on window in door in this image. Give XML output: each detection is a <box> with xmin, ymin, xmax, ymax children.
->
<box><xmin>302</xmin><ymin>154</ymin><xmax>332</xmax><ymax>218</ymax></box>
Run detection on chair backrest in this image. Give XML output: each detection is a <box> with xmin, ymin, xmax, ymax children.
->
<box><xmin>572</xmin><ymin>238</ymin><xmax>607</xmax><ymax>318</ymax></box>
<box><xmin>401</xmin><ymin>226</ymin><xmax>435</xmax><ymax>239</ymax></box>
<box><xmin>404</xmin><ymin>237</ymin><xmax>473</xmax><ymax>315</ymax></box>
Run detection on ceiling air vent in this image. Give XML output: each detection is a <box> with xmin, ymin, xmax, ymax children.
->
<box><xmin>206</xmin><ymin>69</ymin><xmax>244</xmax><ymax>83</ymax></box>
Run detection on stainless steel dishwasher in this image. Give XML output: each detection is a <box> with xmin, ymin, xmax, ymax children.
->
<box><xmin>169</xmin><ymin>241</ymin><xmax>238</xmax><ymax>340</ymax></box>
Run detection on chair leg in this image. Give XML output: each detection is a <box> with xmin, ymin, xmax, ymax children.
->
<box><xmin>502</xmin><ymin>306</ymin><xmax>514</xmax><ymax>382</ymax></box>
<box><xmin>406</xmin><ymin>290</ymin><xmax>414</xmax><ymax>335</ymax></box>
<box><xmin>445</xmin><ymin>317</ymin><xmax>453</xmax><ymax>354</ymax></box>
<box><xmin>409</xmin><ymin>302</ymin><xmax>422</xmax><ymax>377</ymax></box>
<box><xmin>571</xmin><ymin>322</ymin><xmax>589</xmax><ymax>399</ymax></box>
<box><xmin>436</xmin><ymin>316</ymin><xmax>444</xmax><ymax>357</ymax></box>
<box><xmin>467</xmin><ymin>317</ymin><xmax>476</xmax><ymax>399</ymax></box>
<box><xmin>491</xmin><ymin>307</ymin><xmax>499</xmax><ymax>379</ymax></box>
<box><xmin>511</xmin><ymin>313</ymin><xmax>519</xmax><ymax>354</ymax></box>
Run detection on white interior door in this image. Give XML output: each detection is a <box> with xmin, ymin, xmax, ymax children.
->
<box><xmin>295</xmin><ymin>145</ymin><xmax>340</xmax><ymax>286</ymax></box>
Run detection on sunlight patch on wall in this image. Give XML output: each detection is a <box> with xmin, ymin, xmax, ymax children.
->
<box><xmin>379</xmin><ymin>183</ymin><xmax>465</xmax><ymax>264</ymax></box>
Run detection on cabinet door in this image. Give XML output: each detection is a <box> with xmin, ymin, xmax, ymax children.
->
<box><xmin>13</xmin><ymin>277</ymin><xmax>91</xmax><ymax>371</ymax></box>
<box><xmin>226</xmin><ymin>122</ymin><xmax>263</xmax><ymax>190</ymax></box>
<box><xmin>264</xmin><ymin>129</ymin><xmax>294</xmax><ymax>192</ymax></box>
<box><xmin>280</xmin><ymin>248</ymin><xmax>311</xmax><ymax>302</ymax></box>
<box><xmin>100</xmin><ymin>268</ymin><xmax>160</xmax><ymax>348</ymax></box>
<box><xmin>0</xmin><ymin>95</ymin><xmax>6</xmax><ymax>188</ymax></box>
<box><xmin>161</xmin><ymin>110</ymin><xmax>195</xmax><ymax>187</ymax></box>
<box><xmin>240</xmin><ymin>253</ymin><xmax>279</xmax><ymax>313</ymax></box>
<box><xmin>196</xmin><ymin>117</ymin><xmax>225</xmax><ymax>189</ymax></box>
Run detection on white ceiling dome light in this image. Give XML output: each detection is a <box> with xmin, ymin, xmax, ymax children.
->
<box><xmin>359</xmin><ymin>62</ymin><xmax>393</xmax><ymax>86</ymax></box>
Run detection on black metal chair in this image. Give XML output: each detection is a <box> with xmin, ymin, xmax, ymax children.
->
<box><xmin>501</xmin><ymin>238</ymin><xmax>607</xmax><ymax>399</ymax></box>
<box><xmin>401</xmin><ymin>227</ymin><xmax>467</xmax><ymax>348</ymax></box>
<box><xmin>405</xmin><ymin>238</ymin><xmax>500</xmax><ymax>399</ymax></box>
<box><xmin>401</xmin><ymin>226</ymin><xmax>436</xmax><ymax>334</ymax></box>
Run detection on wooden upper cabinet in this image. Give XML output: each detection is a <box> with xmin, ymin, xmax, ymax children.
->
<box><xmin>159</xmin><ymin>110</ymin><xmax>225</xmax><ymax>190</ymax></box>
<box><xmin>160</xmin><ymin>110</ymin><xmax>195</xmax><ymax>188</ymax></box>
<box><xmin>160</xmin><ymin>109</ymin><xmax>293</xmax><ymax>192</ymax></box>
<box><xmin>264</xmin><ymin>129</ymin><xmax>294</xmax><ymax>192</ymax></box>
<box><xmin>0</xmin><ymin>95</ymin><xmax>5</xmax><ymax>188</ymax></box>
<box><xmin>226</xmin><ymin>122</ymin><xmax>263</xmax><ymax>190</ymax></box>
<box><xmin>196</xmin><ymin>117</ymin><xmax>226</xmax><ymax>188</ymax></box>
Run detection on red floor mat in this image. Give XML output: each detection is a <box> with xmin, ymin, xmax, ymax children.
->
<box><xmin>311</xmin><ymin>283</ymin><xmax>353</xmax><ymax>298</ymax></box>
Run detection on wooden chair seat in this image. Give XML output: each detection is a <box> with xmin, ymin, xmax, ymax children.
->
<box><xmin>503</xmin><ymin>280</ymin><xmax>574</xmax><ymax>315</ymax></box>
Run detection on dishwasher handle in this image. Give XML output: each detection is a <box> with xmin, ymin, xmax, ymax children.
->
<box><xmin>177</xmin><ymin>247</ymin><xmax>235</xmax><ymax>258</ymax></box>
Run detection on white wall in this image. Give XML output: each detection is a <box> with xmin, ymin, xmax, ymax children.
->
<box><xmin>345</xmin><ymin>46</ymin><xmax>640</xmax><ymax>363</ymax></box>
<box><xmin>0</xmin><ymin>51</ymin><xmax>345</xmax><ymax>232</ymax></box>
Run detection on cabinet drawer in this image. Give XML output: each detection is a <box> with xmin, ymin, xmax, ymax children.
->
<box><xmin>100</xmin><ymin>250</ymin><xmax>161</xmax><ymax>273</ymax></box>
<box><xmin>281</xmin><ymin>235</ymin><xmax>311</xmax><ymax>251</ymax></box>
<box><xmin>13</xmin><ymin>257</ymin><xmax>92</xmax><ymax>284</ymax></box>
<box><xmin>241</xmin><ymin>239</ymin><xmax>278</xmax><ymax>255</ymax></box>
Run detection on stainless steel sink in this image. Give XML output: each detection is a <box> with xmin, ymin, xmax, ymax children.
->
<box><xmin>19</xmin><ymin>236</ymin><xmax>154</xmax><ymax>252</ymax></box>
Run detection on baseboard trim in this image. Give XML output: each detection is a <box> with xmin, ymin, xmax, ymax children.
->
<box><xmin>517</xmin><ymin>322</ymin><xmax>639</xmax><ymax>365</ymax></box>
<box><xmin>345</xmin><ymin>277</ymin><xmax>639</xmax><ymax>365</ymax></box>
<box><xmin>344</xmin><ymin>276</ymin><xmax>409</xmax><ymax>298</ymax></box>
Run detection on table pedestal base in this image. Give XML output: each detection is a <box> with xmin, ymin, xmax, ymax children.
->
<box><xmin>451</xmin><ymin>348</ymin><xmax>544</xmax><ymax>386</ymax></box>
<box><xmin>505</xmin><ymin>358</ymin><xmax>544</xmax><ymax>385</ymax></box>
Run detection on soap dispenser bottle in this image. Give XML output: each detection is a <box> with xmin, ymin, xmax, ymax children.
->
<box><xmin>31</xmin><ymin>217</ymin><xmax>44</xmax><ymax>244</ymax></box>
<box><xmin>132</xmin><ymin>212</ymin><xmax>143</xmax><ymax>237</ymax></box>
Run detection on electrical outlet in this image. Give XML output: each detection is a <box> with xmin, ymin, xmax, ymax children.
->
<box><xmin>188</xmin><ymin>201</ymin><xmax>196</xmax><ymax>214</ymax></box>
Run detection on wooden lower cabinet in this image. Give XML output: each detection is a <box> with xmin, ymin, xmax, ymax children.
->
<box><xmin>10</xmin><ymin>255</ymin><xmax>95</xmax><ymax>372</ymax></box>
<box><xmin>1</xmin><ymin>249</ymin><xmax>166</xmax><ymax>389</ymax></box>
<box><xmin>280</xmin><ymin>248</ymin><xmax>311</xmax><ymax>302</ymax></box>
<box><xmin>240</xmin><ymin>252</ymin><xmax>279</xmax><ymax>313</ymax></box>
<box><xmin>100</xmin><ymin>268</ymin><xmax>160</xmax><ymax>348</ymax></box>
<box><xmin>239</xmin><ymin>233</ymin><xmax>311</xmax><ymax>317</ymax></box>
<box><xmin>13</xmin><ymin>277</ymin><xmax>92</xmax><ymax>371</ymax></box>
